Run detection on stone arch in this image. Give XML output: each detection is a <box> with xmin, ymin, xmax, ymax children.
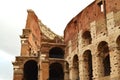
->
<box><xmin>49</xmin><ymin>62</ymin><xmax>64</xmax><ymax>80</ymax></box>
<box><xmin>72</xmin><ymin>54</ymin><xmax>79</xmax><ymax>80</ymax></box>
<box><xmin>49</xmin><ymin>47</ymin><xmax>64</xmax><ymax>58</ymax></box>
<box><xmin>82</xmin><ymin>31</ymin><xmax>92</xmax><ymax>47</ymax></box>
<box><xmin>97</xmin><ymin>41</ymin><xmax>110</xmax><ymax>76</ymax></box>
<box><xmin>23</xmin><ymin>60</ymin><xmax>38</xmax><ymax>80</ymax></box>
<box><xmin>83</xmin><ymin>50</ymin><xmax>93</xmax><ymax>80</ymax></box>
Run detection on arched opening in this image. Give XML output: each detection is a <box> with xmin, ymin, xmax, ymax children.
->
<box><xmin>49</xmin><ymin>62</ymin><xmax>64</xmax><ymax>80</ymax></box>
<box><xmin>49</xmin><ymin>47</ymin><xmax>64</xmax><ymax>58</ymax></box>
<box><xmin>83</xmin><ymin>50</ymin><xmax>93</xmax><ymax>80</ymax></box>
<box><xmin>66</xmin><ymin>62</ymin><xmax>69</xmax><ymax>72</ymax></box>
<box><xmin>98</xmin><ymin>41</ymin><xmax>110</xmax><ymax>76</ymax></box>
<box><xmin>23</xmin><ymin>60</ymin><xmax>38</xmax><ymax>80</ymax></box>
<box><xmin>82</xmin><ymin>31</ymin><xmax>92</xmax><ymax>46</ymax></box>
<box><xmin>73</xmin><ymin>55</ymin><xmax>79</xmax><ymax>80</ymax></box>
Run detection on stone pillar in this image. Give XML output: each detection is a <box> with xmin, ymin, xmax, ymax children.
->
<box><xmin>38</xmin><ymin>68</ymin><xmax>42</xmax><ymax>80</ymax></box>
<box><xmin>64</xmin><ymin>70</ymin><xmax>69</xmax><ymax>80</ymax></box>
<box><xmin>82</xmin><ymin>59</ymin><xmax>89</xmax><ymax>80</ymax></box>
<box><xmin>69</xmin><ymin>64</ymin><xmax>79</xmax><ymax>80</ymax></box>
<box><xmin>20</xmin><ymin>29</ymin><xmax>31</xmax><ymax>56</ymax></box>
<box><xmin>90</xmin><ymin>21</ymin><xmax>96</xmax><ymax>41</ymax></box>
<box><xmin>109</xmin><ymin>43</ymin><xmax>120</xmax><ymax>78</ymax></box>
<box><xmin>107</xmin><ymin>12</ymin><xmax>115</xmax><ymax>35</ymax></box>
<box><xmin>64</xmin><ymin>62</ymin><xmax>69</xmax><ymax>80</ymax></box>
<box><xmin>69</xmin><ymin>66</ymin><xmax>74</xmax><ymax>80</ymax></box>
<box><xmin>79</xmin><ymin>59</ymin><xmax>83</xmax><ymax>80</ymax></box>
<box><xmin>69</xmin><ymin>66</ymin><xmax>76</xmax><ymax>80</ymax></box>
<box><xmin>78</xmin><ymin>31</ymin><xmax>83</xmax><ymax>53</ymax></box>
<box><xmin>41</xmin><ymin>61</ymin><xmax>49</xmax><ymax>80</ymax></box>
<box><xmin>107</xmin><ymin>11</ymin><xmax>120</xmax><ymax>79</ymax></box>
<box><xmin>13</xmin><ymin>57</ymin><xmax>23</xmax><ymax>80</ymax></box>
<box><xmin>92</xmin><ymin>54</ymin><xmax>104</xmax><ymax>80</ymax></box>
<box><xmin>13</xmin><ymin>67</ymin><xmax>23</xmax><ymax>80</ymax></box>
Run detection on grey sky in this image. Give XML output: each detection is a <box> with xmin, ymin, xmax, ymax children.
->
<box><xmin>0</xmin><ymin>0</ymin><xmax>94</xmax><ymax>80</ymax></box>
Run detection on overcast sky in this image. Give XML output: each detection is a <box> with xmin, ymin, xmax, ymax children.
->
<box><xmin>0</xmin><ymin>0</ymin><xmax>94</xmax><ymax>80</ymax></box>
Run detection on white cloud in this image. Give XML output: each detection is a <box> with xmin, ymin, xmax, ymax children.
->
<box><xmin>0</xmin><ymin>50</ymin><xmax>15</xmax><ymax>61</ymax></box>
<box><xmin>0</xmin><ymin>50</ymin><xmax>14</xmax><ymax>80</ymax></box>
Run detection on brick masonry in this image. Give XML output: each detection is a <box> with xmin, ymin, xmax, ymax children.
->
<box><xmin>13</xmin><ymin>0</ymin><xmax>120</xmax><ymax>80</ymax></box>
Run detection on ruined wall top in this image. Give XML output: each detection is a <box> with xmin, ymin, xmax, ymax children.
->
<box><xmin>64</xmin><ymin>0</ymin><xmax>120</xmax><ymax>43</ymax></box>
<box><xmin>25</xmin><ymin>9</ymin><xmax>63</xmax><ymax>44</ymax></box>
<box><xmin>38</xmin><ymin>20</ymin><xmax>63</xmax><ymax>41</ymax></box>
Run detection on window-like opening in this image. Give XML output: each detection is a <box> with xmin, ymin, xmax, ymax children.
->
<box><xmin>83</xmin><ymin>50</ymin><xmax>93</xmax><ymax>80</ymax></box>
<box><xmin>82</xmin><ymin>31</ymin><xmax>92</xmax><ymax>46</ymax></box>
<box><xmin>23</xmin><ymin>60</ymin><xmax>38</xmax><ymax>80</ymax></box>
<box><xmin>49</xmin><ymin>47</ymin><xmax>64</xmax><ymax>58</ymax></box>
<box><xmin>103</xmin><ymin>54</ymin><xmax>110</xmax><ymax>76</ymax></box>
<box><xmin>116</xmin><ymin>35</ymin><xmax>120</xmax><ymax>50</ymax></box>
<box><xmin>98</xmin><ymin>41</ymin><xmax>110</xmax><ymax>76</ymax></box>
<box><xmin>49</xmin><ymin>62</ymin><xmax>64</xmax><ymax>80</ymax></box>
<box><xmin>98</xmin><ymin>1</ymin><xmax>104</xmax><ymax>12</ymax></box>
<box><xmin>73</xmin><ymin>55</ymin><xmax>79</xmax><ymax>80</ymax></box>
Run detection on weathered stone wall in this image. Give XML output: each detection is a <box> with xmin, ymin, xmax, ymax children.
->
<box><xmin>106</xmin><ymin>0</ymin><xmax>120</xmax><ymax>13</ymax></box>
<box><xmin>64</xmin><ymin>1</ymin><xmax>105</xmax><ymax>43</ymax></box>
<box><xmin>64</xmin><ymin>0</ymin><xmax>120</xmax><ymax>80</ymax></box>
<box><xmin>13</xmin><ymin>0</ymin><xmax>120</xmax><ymax>80</ymax></box>
<box><xmin>26</xmin><ymin>10</ymin><xmax>41</xmax><ymax>46</ymax></box>
<box><xmin>13</xmin><ymin>9</ymin><xmax>65</xmax><ymax>80</ymax></box>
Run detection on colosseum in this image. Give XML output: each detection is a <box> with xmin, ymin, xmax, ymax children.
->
<box><xmin>13</xmin><ymin>0</ymin><xmax>120</xmax><ymax>80</ymax></box>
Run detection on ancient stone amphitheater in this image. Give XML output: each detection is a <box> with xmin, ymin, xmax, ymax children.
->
<box><xmin>13</xmin><ymin>0</ymin><xmax>120</xmax><ymax>80</ymax></box>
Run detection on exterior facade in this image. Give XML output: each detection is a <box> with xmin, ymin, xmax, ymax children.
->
<box><xmin>13</xmin><ymin>0</ymin><xmax>120</xmax><ymax>80</ymax></box>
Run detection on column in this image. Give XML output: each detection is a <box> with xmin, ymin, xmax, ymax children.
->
<box><xmin>69</xmin><ymin>66</ymin><xmax>74</xmax><ymax>80</ymax></box>
<box><xmin>64</xmin><ymin>70</ymin><xmax>69</xmax><ymax>80</ymax></box>
<box><xmin>13</xmin><ymin>67</ymin><xmax>23</xmax><ymax>80</ymax></box>
<box><xmin>41</xmin><ymin>61</ymin><xmax>49</xmax><ymax>80</ymax></box>
<box><xmin>64</xmin><ymin>62</ymin><xmax>69</xmax><ymax>80</ymax></box>
<box><xmin>69</xmin><ymin>62</ymin><xmax>79</xmax><ymax>80</ymax></box>
<box><xmin>92</xmin><ymin>54</ymin><xmax>104</xmax><ymax>80</ymax></box>
<box><xmin>79</xmin><ymin>59</ymin><xmax>84</xmax><ymax>80</ymax></box>
<box><xmin>82</xmin><ymin>59</ymin><xmax>89</xmax><ymax>80</ymax></box>
<box><xmin>109</xmin><ymin>44</ymin><xmax>120</xmax><ymax>79</ymax></box>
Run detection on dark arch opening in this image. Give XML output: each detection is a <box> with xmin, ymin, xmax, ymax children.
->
<box><xmin>73</xmin><ymin>55</ymin><xmax>79</xmax><ymax>80</ymax></box>
<box><xmin>98</xmin><ymin>41</ymin><xmax>109</xmax><ymax>53</ymax></box>
<box><xmin>49</xmin><ymin>62</ymin><xmax>64</xmax><ymax>80</ymax></box>
<box><xmin>103</xmin><ymin>54</ymin><xmax>110</xmax><ymax>76</ymax></box>
<box><xmin>98</xmin><ymin>41</ymin><xmax>110</xmax><ymax>76</ymax></box>
<box><xmin>49</xmin><ymin>47</ymin><xmax>64</xmax><ymax>58</ymax></box>
<box><xmin>73</xmin><ymin>55</ymin><xmax>79</xmax><ymax>68</ymax></box>
<box><xmin>23</xmin><ymin>60</ymin><xmax>38</xmax><ymax>80</ymax></box>
<box><xmin>116</xmin><ymin>35</ymin><xmax>120</xmax><ymax>49</ymax></box>
<box><xmin>66</xmin><ymin>62</ymin><xmax>69</xmax><ymax>71</ymax></box>
<box><xmin>83</xmin><ymin>50</ymin><xmax>93</xmax><ymax>80</ymax></box>
<box><xmin>82</xmin><ymin>31</ymin><xmax>92</xmax><ymax>46</ymax></box>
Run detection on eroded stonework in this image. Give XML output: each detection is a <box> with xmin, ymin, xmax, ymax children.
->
<box><xmin>13</xmin><ymin>0</ymin><xmax>120</xmax><ymax>80</ymax></box>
